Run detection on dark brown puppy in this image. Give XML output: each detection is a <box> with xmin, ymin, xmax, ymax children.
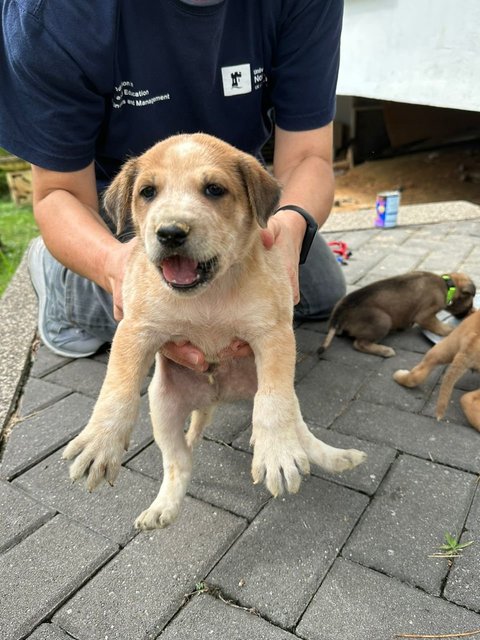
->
<box><xmin>393</xmin><ymin>310</ymin><xmax>480</xmax><ymax>430</ymax></box>
<box><xmin>318</xmin><ymin>271</ymin><xmax>476</xmax><ymax>358</ymax></box>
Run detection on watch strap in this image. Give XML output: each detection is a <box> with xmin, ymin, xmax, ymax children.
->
<box><xmin>274</xmin><ymin>205</ymin><xmax>319</xmax><ymax>265</ymax></box>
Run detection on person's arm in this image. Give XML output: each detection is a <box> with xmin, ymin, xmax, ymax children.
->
<box><xmin>261</xmin><ymin>122</ymin><xmax>335</xmax><ymax>303</ymax></box>
<box><xmin>31</xmin><ymin>162</ymin><xmax>134</xmax><ymax>321</ymax></box>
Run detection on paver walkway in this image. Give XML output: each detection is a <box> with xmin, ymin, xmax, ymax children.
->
<box><xmin>2</xmin><ymin>204</ymin><xmax>480</xmax><ymax>640</ymax></box>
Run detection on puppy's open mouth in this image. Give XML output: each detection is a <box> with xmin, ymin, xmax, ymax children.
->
<box><xmin>159</xmin><ymin>255</ymin><xmax>218</xmax><ymax>290</ymax></box>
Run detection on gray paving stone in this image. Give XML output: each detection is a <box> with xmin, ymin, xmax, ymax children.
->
<box><xmin>357</xmin><ymin>349</ymin><xmax>444</xmax><ymax>413</ymax></box>
<box><xmin>44</xmin><ymin>354</ymin><xmax>152</xmax><ymax>399</ymax></box>
<box><xmin>343</xmin><ymin>454</ymin><xmax>476</xmax><ymax>594</ymax></box>
<box><xmin>422</xmin><ymin>384</ymin><xmax>471</xmax><ymax>426</ymax></box>
<box><xmin>295</xmin><ymin>319</ymin><xmax>329</xmax><ymax>334</ymax></box>
<box><xmin>363</xmin><ymin>227</ymin><xmax>414</xmax><ymax>246</ymax></box>
<box><xmin>294</xmin><ymin>352</ymin><xmax>319</xmax><ymax>384</ymax></box>
<box><xmin>204</xmin><ymin>399</ymin><xmax>253</xmax><ymax>443</ymax></box>
<box><xmin>53</xmin><ymin>497</ymin><xmax>245</xmax><ymax>640</ymax></box>
<box><xmin>295</xmin><ymin>360</ymin><xmax>371</xmax><ymax>428</ymax></box>
<box><xmin>294</xmin><ymin>327</ymin><xmax>324</xmax><ymax>355</ymax></box>
<box><xmin>343</xmin><ymin>250</ymin><xmax>386</xmax><ymax>285</ymax></box>
<box><xmin>43</xmin><ymin>358</ymin><xmax>107</xmax><ymax>398</ymax></box>
<box><xmin>362</xmin><ymin>251</ymin><xmax>425</xmax><ymax>280</ymax></box>
<box><xmin>382</xmin><ymin>327</ymin><xmax>432</xmax><ymax>354</ymax></box>
<box><xmin>15</xmin><ymin>454</ymin><xmax>159</xmax><ymax>545</ymax></box>
<box><xmin>0</xmin><ymin>515</ymin><xmax>117</xmax><ymax>640</ymax></box>
<box><xmin>0</xmin><ymin>480</ymin><xmax>54</xmax><ymax>553</ymax></box>
<box><xmin>0</xmin><ymin>393</ymin><xmax>96</xmax><ymax>480</ymax></box>
<box><xmin>29</xmin><ymin>346</ymin><xmax>73</xmax><ymax>379</ymax></box>
<box><xmin>26</xmin><ymin>624</ymin><xmax>72</xmax><ymax>639</ymax></box>
<box><xmin>17</xmin><ymin>376</ymin><xmax>71</xmax><ymax>417</ymax></box>
<box><xmin>317</xmin><ymin>335</ymin><xmax>386</xmax><ymax>371</ymax></box>
<box><xmin>160</xmin><ymin>593</ymin><xmax>296</xmax><ymax>639</ymax></box>
<box><xmin>127</xmin><ymin>438</ymin><xmax>271</xmax><ymax>520</ymax></box>
<box><xmin>296</xmin><ymin>558</ymin><xmax>480</xmax><ymax>640</ymax></box>
<box><xmin>232</xmin><ymin>424</ymin><xmax>396</xmax><ymax>496</ymax></box>
<box><xmin>416</xmin><ymin>242</ymin><xmax>473</xmax><ymax>273</ymax></box>
<box><xmin>332</xmin><ymin>399</ymin><xmax>480</xmax><ymax>473</ymax></box>
<box><xmin>208</xmin><ymin>476</ymin><xmax>368</xmax><ymax>628</ymax></box>
<box><xmin>444</xmin><ymin>484</ymin><xmax>480</xmax><ymax>611</ymax></box>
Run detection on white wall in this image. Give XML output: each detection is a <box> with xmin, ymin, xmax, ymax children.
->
<box><xmin>337</xmin><ymin>0</ymin><xmax>480</xmax><ymax>112</ymax></box>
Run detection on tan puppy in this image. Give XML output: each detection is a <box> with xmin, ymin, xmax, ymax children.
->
<box><xmin>62</xmin><ymin>133</ymin><xmax>366</xmax><ymax>530</ymax></box>
<box><xmin>318</xmin><ymin>271</ymin><xmax>476</xmax><ymax>358</ymax></box>
<box><xmin>394</xmin><ymin>310</ymin><xmax>480</xmax><ymax>430</ymax></box>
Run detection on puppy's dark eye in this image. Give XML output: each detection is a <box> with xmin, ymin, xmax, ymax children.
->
<box><xmin>205</xmin><ymin>183</ymin><xmax>225</xmax><ymax>198</ymax></box>
<box><xmin>139</xmin><ymin>185</ymin><xmax>156</xmax><ymax>200</ymax></box>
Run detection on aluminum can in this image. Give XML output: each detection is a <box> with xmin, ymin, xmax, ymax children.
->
<box><xmin>374</xmin><ymin>190</ymin><xmax>400</xmax><ymax>228</ymax></box>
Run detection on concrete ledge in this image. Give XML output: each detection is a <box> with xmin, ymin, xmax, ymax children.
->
<box><xmin>323</xmin><ymin>200</ymin><xmax>480</xmax><ymax>232</ymax></box>
<box><xmin>0</xmin><ymin>249</ymin><xmax>37</xmax><ymax>433</ymax></box>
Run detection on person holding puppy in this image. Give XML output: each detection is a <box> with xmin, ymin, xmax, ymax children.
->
<box><xmin>0</xmin><ymin>0</ymin><xmax>346</xmax><ymax>369</ymax></box>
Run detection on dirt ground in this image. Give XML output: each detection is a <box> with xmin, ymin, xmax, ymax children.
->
<box><xmin>332</xmin><ymin>143</ymin><xmax>480</xmax><ymax>213</ymax></box>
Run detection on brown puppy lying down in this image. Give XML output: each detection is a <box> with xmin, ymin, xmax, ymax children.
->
<box><xmin>62</xmin><ymin>133</ymin><xmax>366</xmax><ymax>530</ymax></box>
<box><xmin>394</xmin><ymin>310</ymin><xmax>480</xmax><ymax>430</ymax></box>
<box><xmin>318</xmin><ymin>271</ymin><xmax>476</xmax><ymax>358</ymax></box>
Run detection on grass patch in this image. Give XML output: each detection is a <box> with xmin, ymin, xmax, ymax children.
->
<box><xmin>0</xmin><ymin>196</ymin><xmax>38</xmax><ymax>296</ymax></box>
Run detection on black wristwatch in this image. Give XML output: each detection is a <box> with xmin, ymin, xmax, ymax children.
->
<box><xmin>275</xmin><ymin>205</ymin><xmax>319</xmax><ymax>265</ymax></box>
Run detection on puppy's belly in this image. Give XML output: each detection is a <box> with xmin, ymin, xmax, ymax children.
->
<box><xmin>162</xmin><ymin>356</ymin><xmax>258</xmax><ymax>407</ymax></box>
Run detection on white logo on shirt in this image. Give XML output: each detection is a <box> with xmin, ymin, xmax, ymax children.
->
<box><xmin>221</xmin><ymin>64</ymin><xmax>252</xmax><ymax>97</ymax></box>
<box><xmin>112</xmin><ymin>81</ymin><xmax>170</xmax><ymax>109</ymax></box>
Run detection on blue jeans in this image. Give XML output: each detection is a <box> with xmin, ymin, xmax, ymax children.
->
<box><xmin>45</xmin><ymin>232</ymin><xmax>346</xmax><ymax>343</ymax></box>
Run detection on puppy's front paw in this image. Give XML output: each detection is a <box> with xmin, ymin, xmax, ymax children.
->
<box><xmin>135</xmin><ymin>498</ymin><xmax>181</xmax><ymax>530</ymax></box>
<box><xmin>62</xmin><ymin>424</ymin><xmax>127</xmax><ymax>491</ymax></box>
<box><xmin>393</xmin><ymin>369</ymin><xmax>415</xmax><ymax>387</ymax></box>
<box><xmin>251</xmin><ymin>430</ymin><xmax>310</xmax><ymax>497</ymax></box>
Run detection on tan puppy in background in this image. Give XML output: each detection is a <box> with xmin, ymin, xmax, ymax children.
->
<box><xmin>318</xmin><ymin>271</ymin><xmax>476</xmax><ymax>358</ymax></box>
<box><xmin>62</xmin><ymin>133</ymin><xmax>366</xmax><ymax>529</ymax></box>
<box><xmin>394</xmin><ymin>310</ymin><xmax>480</xmax><ymax>430</ymax></box>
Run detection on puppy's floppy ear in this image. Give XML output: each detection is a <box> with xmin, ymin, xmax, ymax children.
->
<box><xmin>463</xmin><ymin>282</ymin><xmax>476</xmax><ymax>297</ymax></box>
<box><xmin>103</xmin><ymin>157</ymin><xmax>138</xmax><ymax>235</ymax></box>
<box><xmin>237</xmin><ymin>156</ymin><xmax>281</xmax><ymax>228</ymax></box>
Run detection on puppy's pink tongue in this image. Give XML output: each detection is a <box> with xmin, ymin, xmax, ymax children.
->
<box><xmin>160</xmin><ymin>256</ymin><xmax>199</xmax><ymax>285</ymax></box>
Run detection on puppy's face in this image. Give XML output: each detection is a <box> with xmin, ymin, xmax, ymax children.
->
<box><xmin>448</xmin><ymin>272</ymin><xmax>477</xmax><ymax>318</ymax></box>
<box><xmin>104</xmin><ymin>134</ymin><xmax>280</xmax><ymax>294</ymax></box>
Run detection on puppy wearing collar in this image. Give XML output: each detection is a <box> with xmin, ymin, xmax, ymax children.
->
<box><xmin>318</xmin><ymin>271</ymin><xmax>476</xmax><ymax>358</ymax></box>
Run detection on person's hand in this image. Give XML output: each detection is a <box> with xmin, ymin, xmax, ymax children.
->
<box><xmin>104</xmin><ymin>237</ymin><xmax>138</xmax><ymax>321</ymax></box>
<box><xmin>162</xmin><ymin>338</ymin><xmax>252</xmax><ymax>372</ymax></box>
<box><xmin>260</xmin><ymin>213</ymin><xmax>303</xmax><ymax>304</ymax></box>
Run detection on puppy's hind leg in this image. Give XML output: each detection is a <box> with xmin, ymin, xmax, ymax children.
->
<box><xmin>185</xmin><ymin>405</ymin><xmax>216</xmax><ymax>448</ymax></box>
<box><xmin>353</xmin><ymin>310</ymin><xmax>394</xmax><ymax>357</ymax></box>
<box><xmin>354</xmin><ymin>339</ymin><xmax>395</xmax><ymax>358</ymax></box>
<box><xmin>135</xmin><ymin>362</ymin><xmax>194</xmax><ymax>530</ymax></box>
<box><xmin>436</xmin><ymin>352</ymin><xmax>469</xmax><ymax>420</ymax></box>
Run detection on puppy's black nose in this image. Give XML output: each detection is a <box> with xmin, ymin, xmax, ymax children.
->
<box><xmin>156</xmin><ymin>223</ymin><xmax>190</xmax><ymax>248</ymax></box>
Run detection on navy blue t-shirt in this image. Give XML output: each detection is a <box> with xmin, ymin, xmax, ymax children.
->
<box><xmin>0</xmin><ymin>0</ymin><xmax>343</xmax><ymax>191</ymax></box>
